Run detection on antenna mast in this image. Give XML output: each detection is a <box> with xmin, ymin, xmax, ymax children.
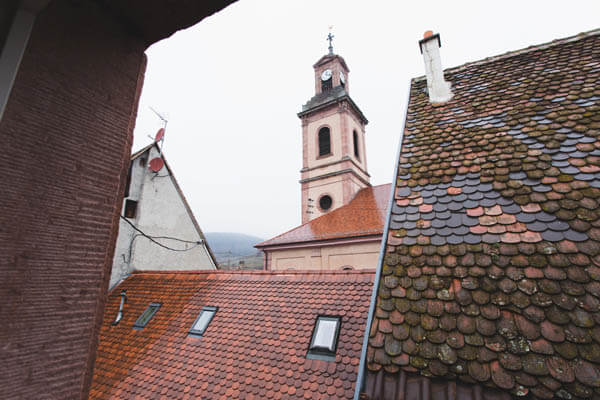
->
<box><xmin>149</xmin><ymin>106</ymin><xmax>168</xmax><ymax>129</ymax></box>
<box><xmin>148</xmin><ymin>106</ymin><xmax>168</xmax><ymax>155</ymax></box>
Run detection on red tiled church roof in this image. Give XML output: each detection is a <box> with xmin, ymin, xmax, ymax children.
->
<box><xmin>365</xmin><ymin>29</ymin><xmax>600</xmax><ymax>399</ymax></box>
<box><xmin>91</xmin><ymin>269</ymin><xmax>374</xmax><ymax>399</ymax></box>
<box><xmin>257</xmin><ymin>183</ymin><xmax>392</xmax><ymax>248</ymax></box>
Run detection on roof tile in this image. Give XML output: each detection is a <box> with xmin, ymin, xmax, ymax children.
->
<box><xmin>365</xmin><ymin>29</ymin><xmax>600</xmax><ymax>400</ymax></box>
<box><xmin>257</xmin><ymin>184</ymin><xmax>391</xmax><ymax>247</ymax></box>
<box><xmin>91</xmin><ymin>270</ymin><xmax>373</xmax><ymax>399</ymax></box>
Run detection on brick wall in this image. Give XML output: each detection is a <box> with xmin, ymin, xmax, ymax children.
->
<box><xmin>0</xmin><ymin>1</ymin><xmax>146</xmax><ymax>398</ymax></box>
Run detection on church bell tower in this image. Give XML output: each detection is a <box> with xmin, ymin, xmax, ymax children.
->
<box><xmin>298</xmin><ymin>33</ymin><xmax>370</xmax><ymax>223</ymax></box>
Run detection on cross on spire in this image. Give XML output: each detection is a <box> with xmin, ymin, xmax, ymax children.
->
<box><xmin>327</xmin><ymin>30</ymin><xmax>334</xmax><ymax>55</ymax></box>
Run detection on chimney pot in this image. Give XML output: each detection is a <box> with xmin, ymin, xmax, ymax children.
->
<box><xmin>419</xmin><ymin>32</ymin><xmax>453</xmax><ymax>103</ymax></box>
<box><xmin>112</xmin><ymin>290</ymin><xmax>127</xmax><ymax>325</ymax></box>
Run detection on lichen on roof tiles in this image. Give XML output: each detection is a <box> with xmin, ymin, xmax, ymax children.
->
<box><xmin>367</xmin><ymin>29</ymin><xmax>600</xmax><ymax>400</ymax></box>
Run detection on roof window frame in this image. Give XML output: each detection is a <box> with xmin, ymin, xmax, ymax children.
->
<box><xmin>307</xmin><ymin>315</ymin><xmax>341</xmax><ymax>361</ymax></box>
<box><xmin>132</xmin><ymin>302</ymin><xmax>161</xmax><ymax>330</ymax></box>
<box><xmin>188</xmin><ymin>306</ymin><xmax>218</xmax><ymax>338</ymax></box>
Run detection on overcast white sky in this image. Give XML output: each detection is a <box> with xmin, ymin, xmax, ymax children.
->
<box><xmin>132</xmin><ymin>0</ymin><xmax>599</xmax><ymax>239</ymax></box>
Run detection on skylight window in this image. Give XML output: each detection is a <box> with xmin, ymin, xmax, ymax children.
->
<box><xmin>189</xmin><ymin>306</ymin><xmax>217</xmax><ymax>337</ymax></box>
<box><xmin>307</xmin><ymin>316</ymin><xmax>341</xmax><ymax>361</ymax></box>
<box><xmin>133</xmin><ymin>303</ymin><xmax>161</xmax><ymax>329</ymax></box>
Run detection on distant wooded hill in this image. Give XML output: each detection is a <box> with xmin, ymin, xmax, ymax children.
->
<box><xmin>204</xmin><ymin>232</ymin><xmax>264</xmax><ymax>269</ymax></box>
<box><xmin>204</xmin><ymin>232</ymin><xmax>264</xmax><ymax>258</ymax></box>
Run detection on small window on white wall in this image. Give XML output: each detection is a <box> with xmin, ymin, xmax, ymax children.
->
<box><xmin>124</xmin><ymin>199</ymin><xmax>138</xmax><ymax>219</ymax></box>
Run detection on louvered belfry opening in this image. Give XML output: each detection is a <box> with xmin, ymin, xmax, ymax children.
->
<box><xmin>321</xmin><ymin>76</ymin><xmax>332</xmax><ymax>92</ymax></box>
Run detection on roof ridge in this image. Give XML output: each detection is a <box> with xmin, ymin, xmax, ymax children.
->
<box><xmin>160</xmin><ymin>155</ymin><xmax>219</xmax><ymax>268</ymax></box>
<box><xmin>130</xmin><ymin>142</ymin><xmax>157</xmax><ymax>160</ymax></box>
<box><xmin>366</xmin><ymin>182</ymin><xmax>392</xmax><ymax>191</ymax></box>
<box><xmin>413</xmin><ymin>27</ymin><xmax>600</xmax><ymax>82</ymax></box>
<box><xmin>132</xmin><ymin>268</ymin><xmax>376</xmax><ymax>275</ymax></box>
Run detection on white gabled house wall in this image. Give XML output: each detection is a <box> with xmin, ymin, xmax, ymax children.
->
<box><xmin>110</xmin><ymin>144</ymin><xmax>216</xmax><ymax>288</ymax></box>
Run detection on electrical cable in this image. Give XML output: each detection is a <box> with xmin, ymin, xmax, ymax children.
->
<box><xmin>119</xmin><ymin>215</ymin><xmax>202</xmax><ymax>252</ymax></box>
<box><xmin>151</xmin><ymin>173</ymin><xmax>170</xmax><ymax>180</ymax></box>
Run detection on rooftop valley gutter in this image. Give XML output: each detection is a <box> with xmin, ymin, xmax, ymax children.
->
<box><xmin>353</xmin><ymin>80</ymin><xmax>412</xmax><ymax>400</ymax></box>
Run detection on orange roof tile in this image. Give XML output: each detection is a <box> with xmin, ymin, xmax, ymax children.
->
<box><xmin>257</xmin><ymin>184</ymin><xmax>391</xmax><ymax>248</ymax></box>
<box><xmin>91</xmin><ymin>269</ymin><xmax>374</xmax><ymax>399</ymax></box>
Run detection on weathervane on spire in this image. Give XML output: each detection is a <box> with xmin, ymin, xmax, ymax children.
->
<box><xmin>327</xmin><ymin>26</ymin><xmax>334</xmax><ymax>55</ymax></box>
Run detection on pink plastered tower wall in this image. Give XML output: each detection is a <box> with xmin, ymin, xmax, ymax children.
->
<box><xmin>299</xmin><ymin>54</ymin><xmax>370</xmax><ymax>223</ymax></box>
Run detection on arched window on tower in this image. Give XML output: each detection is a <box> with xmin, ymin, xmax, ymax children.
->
<box><xmin>318</xmin><ymin>127</ymin><xmax>331</xmax><ymax>156</ymax></box>
<box><xmin>353</xmin><ymin>130</ymin><xmax>360</xmax><ymax>160</ymax></box>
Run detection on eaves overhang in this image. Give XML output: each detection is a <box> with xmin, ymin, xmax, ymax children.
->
<box><xmin>298</xmin><ymin>93</ymin><xmax>368</xmax><ymax>125</ymax></box>
<box><xmin>255</xmin><ymin>232</ymin><xmax>382</xmax><ymax>251</ymax></box>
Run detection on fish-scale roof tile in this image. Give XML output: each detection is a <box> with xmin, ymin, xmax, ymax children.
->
<box><xmin>365</xmin><ymin>29</ymin><xmax>600</xmax><ymax>400</ymax></box>
<box><xmin>91</xmin><ymin>270</ymin><xmax>374</xmax><ymax>399</ymax></box>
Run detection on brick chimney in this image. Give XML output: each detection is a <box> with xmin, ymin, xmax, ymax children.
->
<box><xmin>419</xmin><ymin>31</ymin><xmax>452</xmax><ymax>103</ymax></box>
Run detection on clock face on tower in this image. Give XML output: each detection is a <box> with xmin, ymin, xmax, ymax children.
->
<box><xmin>321</xmin><ymin>69</ymin><xmax>332</xmax><ymax>81</ymax></box>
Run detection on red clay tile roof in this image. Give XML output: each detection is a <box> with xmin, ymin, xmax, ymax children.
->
<box><xmin>91</xmin><ymin>269</ymin><xmax>374</xmax><ymax>399</ymax></box>
<box><xmin>257</xmin><ymin>184</ymin><xmax>392</xmax><ymax>248</ymax></box>
<box><xmin>366</xmin><ymin>29</ymin><xmax>600</xmax><ymax>399</ymax></box>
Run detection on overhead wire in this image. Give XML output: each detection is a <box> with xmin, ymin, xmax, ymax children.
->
<box><xmin>119</xmin><ymin>215</ymin><xmax>203</xmax><ymax>253</ymax></box>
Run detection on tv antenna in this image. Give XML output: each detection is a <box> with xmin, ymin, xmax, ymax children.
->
<box><xmin>147</xmin><ymin>106</ymin><xmax>168</xmax><ymax>173</ymax></box>
<box><xmin>147</xmin><ymin>106</ymin><xmax>168</xmax><ymax>156</ymax></box>
<box><xmin>149</xmin><ymin>106</ymin><xmax>168</xmax><ymax>128</ymax></box>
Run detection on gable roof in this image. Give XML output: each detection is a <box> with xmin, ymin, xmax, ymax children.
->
<box><xmin>129</xmin><ymin>142</ymin><xmax>155</xmax><ymax>161</ymax></box>
<box><xmin>363</xmin><ymin>29</ymin><xmax>600</xmax><ymax>399</ymax></box>
<box><xmin>129</xmin><ymin>142</ymin><xmax>218</xmax><ymax>268</ymax></box>
<box><xmin>91</xmin><ymin>269</ymin><xmax>374</xmax><ymax>399</ymax></box>
<box><xmin>313</xmin><ymin>53</ymin><xmax>350</xmax><ymax>71</ymax></box>
<box><xmin>256</xmin><ymin>183</ymin><xmax>392</xmax><ymax>249</ymax></box>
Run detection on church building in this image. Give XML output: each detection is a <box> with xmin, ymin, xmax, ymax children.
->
<box><xmin>256</xmin><ymin>37</ymin><xmax>391</xmax><ymax>271</ymax></box>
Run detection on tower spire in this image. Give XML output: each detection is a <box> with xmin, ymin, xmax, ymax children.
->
<box><xmin>327</xmin><ymin>27</ymin><xmax>334</xmax><ymax>55</ymax></box>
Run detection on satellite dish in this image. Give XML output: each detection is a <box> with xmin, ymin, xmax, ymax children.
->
<box><xmin>149</xmin><ymin>157</ymin><xmax>164</xmax><ymax>172</ymax></box>
<box><xmin>155</xmin><ymin>128</ymin><xmax>165</xmax><ymax>142</ymax></box>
